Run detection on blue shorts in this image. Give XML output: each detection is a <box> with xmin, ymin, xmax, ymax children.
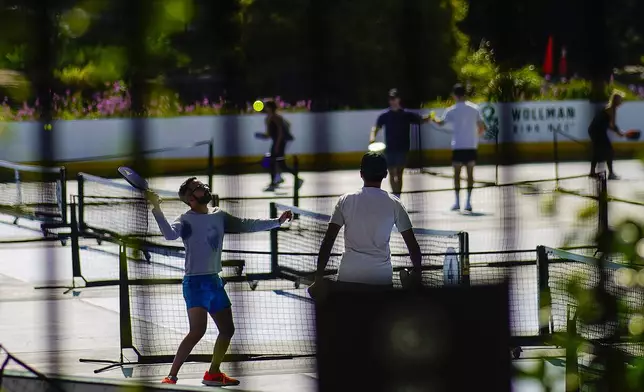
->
<box><xmin>385</xmin><ymin>150</ymin><xmax>408</xmax><ymax>168</ymax></box>
<box><xmin>182</xmin><ymin>274</ymin><xmax>231</xmax><ymax>314</ymax></box>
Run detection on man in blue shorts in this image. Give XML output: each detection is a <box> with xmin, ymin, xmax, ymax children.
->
<box><xmin>369</xmin><ymin>88</ymin><xmax>431</xmax><ymax>197</ymax></box>
<box><xmin>149</xmin><ymin>177</ymin><xmax>292</xmax><ymax>387</ymax></box>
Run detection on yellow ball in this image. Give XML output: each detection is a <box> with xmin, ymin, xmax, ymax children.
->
<box><xmin>44</xmin><ymin>123</ymin><xmax>52</xmax><ymax>130</ymax></box>
<box><xmin>253</xmin><ymin>100</ymin><xmax>264</xmax><ymax>112</ymax></box>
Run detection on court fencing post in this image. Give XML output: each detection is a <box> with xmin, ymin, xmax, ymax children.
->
<box><xmin>208</xmin><ymin>139</ymin><xmax>219</xmax><ymax>207</ymax></box>
<box><xmin>565</xmin><ymin>306</ymin><xmax>580</xmax><ymax>392</ymax></box>
<box><xmin>536</xmin><ymin>245</ymin><xmax>552</xmax><ymax>337</ymax></box>
<box><xmin>494</xmin><ymin>133</ymin><xmax>499</xmax><ymax>186</ymax></box>
<box><xmin>76</xmin><ymin>173</ymin><xmax>86</xmax><ymax>232</ymax></box>
<box><xmin>59</xmin><ymin>167</ymin><xmax>68</xmax><ymax>225</ymax></box>
<box><xmin>553</xmin><ymin>129</ymin><xmax>560</xmax><ymax>189</ymax></box>
<box><xmin>208</xmin><ymin>138</ymin><xmax>214</xmax><ymax>197</ymax></box>
<box><xmin>293</xmin><ymin>155</ymin><xmax>300</xmax><ymax>208</ymax></box>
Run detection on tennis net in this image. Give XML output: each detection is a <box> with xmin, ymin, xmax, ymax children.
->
<box><xmin>0</xmin><ymin>160</ymin><xmax>66</xmax><ymax>224</ymax></box>
<box><xmin>110</xmin><ymin>203</ymin><xmax>466</xmax><ymax>364</ymax></box>
<box><xmin>210</xmin><ymin>174</ymin><xmax>602</xmax><ymax>252</ymax></box>
<box><xmin>468</xmin><ymin>250</ymin><xmax>540</xmax><ymax>338</ymax></box>
<box><xmin>120</xmin><ymin>240</ymin><xmax>312</xmax><ymax>362</ymax></box>
<box><xmin>76</xmin><ymin>172</ymin><xmax>189</xmax><ymax>239</ymax></box>
<box><xmin>273</xmin><ymin>203</ymin><xmax>468</xmax><ymax>288</ymax></box>
<box><xmin>542</xmin><ymin>246</ymin><xmax>644</xmax><ymax>342</ymax></box>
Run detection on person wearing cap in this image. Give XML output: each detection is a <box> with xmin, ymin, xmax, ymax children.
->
<box><xmin>310</xmin><ymin>151</ymin><xmax>422</xmax><ymax>292</ymax></box>
<box><xmin>432</xmin><ymin>84</ymin><xmax>486</xmax><ymax>212</ymax></box>
<box><xmin>369</xmin><ymin>88</ymin><xmax>431</xmax><ymax>198</ymax></box>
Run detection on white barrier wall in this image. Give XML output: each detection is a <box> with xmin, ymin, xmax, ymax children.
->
<box><xmin>0</xmin><ymin>101</ymin><xmax>642</xmax><ymax>163</ymax></box>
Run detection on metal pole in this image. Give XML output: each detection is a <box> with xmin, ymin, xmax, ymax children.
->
<box><xmin>553</xmin><ymin>129</ymin><xmax>560</xmax><ymax>188</ymax></box>
<box><xmin>32</xmin><ymin>0</ymin><xmax>59</xmax><ymax>378</ymax></box>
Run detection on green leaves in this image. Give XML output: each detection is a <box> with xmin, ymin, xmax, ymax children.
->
<box><xmin>60</xmin><ymin>7</ymin><xmax>91</xmax><ymax>38</ymax></box>
<box><xmin>55</xmin><ymin>46</ymin><xmax>126</xmax><ymax>87</ymax></box>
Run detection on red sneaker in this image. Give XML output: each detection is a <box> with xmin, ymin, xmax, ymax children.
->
<box><xmin>161</xmin><ymin>376</ymin><xmax>177</xmax><ymax>384</ymax></box>
<box><xmin>202</xmin><ymin>371</ymin><xmax>240</xmax><ymax>386</ymax></box>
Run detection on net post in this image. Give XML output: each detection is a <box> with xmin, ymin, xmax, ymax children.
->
<box><xmin>118</xmin><ymin>242</ymin><xmax>134</xmax><ymax>352</ymax></box>
<box><xmin>293</xmin><ymin>155</ymin><xmax>300</xmax><ymax>207</ymax></box>
<box><xmin>14</xmin><ymin>168</ymin><xmax>22</xmax><ymax>207</ymax></box>
<box><xmin>536</xmin><ymin>245</ymin><xmax>552</xmax><ymax>337</ymax></box>
<box><xmin>269</xmin><ymin>202</ymin><xmax>279</xmax><ymax>276</ymax></box>
<box><xmin>69</xmin><ymin>203</ymin><xmax>82</xmax><ymax>280</ymax></box>
<box><xmin>59</xmin><ymin>167</ymin><xmax>68</xmax><ymax>225</ymax></box>
<box><xmin>77</xmin><ymin>173</ymin><xmax>85</xmax><ymax>232</ymax></box>
<box><xmin>597</xmin><ymin>172</ymin><xmax>608</xmax><ymax>241</ymax></box>
<box><xmin>458</xmin><ymin>232</ymin><xmax>470</xmax><ymax>286</ymax></box>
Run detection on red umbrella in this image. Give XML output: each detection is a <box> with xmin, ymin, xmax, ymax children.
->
<box><xmin>543</xmin><ymin>36</ymin><xmax>554</xmax><ymax>75</ymax></box>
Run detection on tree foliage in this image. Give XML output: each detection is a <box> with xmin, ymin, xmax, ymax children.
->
<box><xmin>0</xmin><ymin>0</ymin><xmax>643</xmax><ymax>110</ymax></box>
<box><xmin>0</xmin><ymin>0</ymin><xmax>469</xmax><ymax>108</ymax></box>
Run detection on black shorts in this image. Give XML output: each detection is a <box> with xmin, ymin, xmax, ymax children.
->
<box><xmin>452</xmin><ymin>149</ymin><xmax>477</xmax><ymax>164</ymax></box>
<box><xmin>270</xmin><ymin>141</ymin><xmax>288</xmax><ymax>159</ymax></box>
<box><xmin>590</xmin><ymin>137</ymin><xmax>613</xmax><ymax>162</ymax></box>
<box><xmin>385</xmin><ymin>150</ymin><xmax>408</xmax><ymax>168</ymax></box>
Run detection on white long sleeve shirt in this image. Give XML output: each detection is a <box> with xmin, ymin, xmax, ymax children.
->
<box><xmin>152</xmin><ymin>207</ymin><xmax>280</xmax><ymax>276</ymax></box>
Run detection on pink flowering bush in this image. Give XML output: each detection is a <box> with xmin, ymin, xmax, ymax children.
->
<box><xmin>0</xmin><ymin>81</ymin><xmax>313</xmax><ymax>121</ymax></box>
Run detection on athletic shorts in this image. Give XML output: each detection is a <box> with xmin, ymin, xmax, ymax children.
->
<box><xmin>270</xmin><ymin>141</ymin><xmax>288</xmax><ymax>159</ymax></box>
<box><xmin>183</xmin><ymin>274</ymin><xmax>231</xmax><ymax>314</ymax></box>
<box><xmin>452</xmin><ymin>149</ymin><xmax>477</xmax><ymax>164</ymax></box>
<box><xmin>385</xmin><ymin>150</ymin><xmax>408</xmax><ymax>168</ymax></box>
<box><xmin>590</xmin><ymin>137</ymin><xmax>613</xmax><ymax>162</ymax></box>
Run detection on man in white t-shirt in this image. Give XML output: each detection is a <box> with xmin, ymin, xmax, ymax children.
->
<box><xmin>432</xmin><ymin>84</ymin><xmax>486</xmax><ymax>212</ymax></box>
<box><xmin>310</xmin><ymin>152</ymin><xmax>421</xmax><ymax>291</ymax></box>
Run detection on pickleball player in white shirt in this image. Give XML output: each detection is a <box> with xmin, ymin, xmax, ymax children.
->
<box><xmin>309</xmin><ymin>152</ymin><xmax>422</xmax><ymax>295</ymax></box>
<box><xmin>432</xmin><ymin>84</ymin><xmax>486</xmax><ymax>212</ymax></box>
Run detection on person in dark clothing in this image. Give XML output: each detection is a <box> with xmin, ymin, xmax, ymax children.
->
<box><xmin>588</xmin><ymin>91</ymin><xmax>625</xmax><ymax>179</ymax></box>
<box><xmin>262</xmin><ymin>101</ymin><xmax>304</xmax><ymax>192</ymax></box>
<box><xmin>369</xmin><ymin>89</ymin><xmax>431</xmax><ymax>197</ymax></box>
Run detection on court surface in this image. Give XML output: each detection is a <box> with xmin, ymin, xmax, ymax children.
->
<box><xmin>0</xmin><ymin>160</ymin><xmax>642</xmax><ymax>391</ymax></box>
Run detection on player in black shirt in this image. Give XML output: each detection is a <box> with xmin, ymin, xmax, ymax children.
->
<box><xmin>369</xmin><ymin>89</ymin><xmax>431</xmax><ymax>197</ymax></box>
<box><xmin>588</xmin><ymin>91</ymin><xmax>625</xmax><ymax>179</ymax></box>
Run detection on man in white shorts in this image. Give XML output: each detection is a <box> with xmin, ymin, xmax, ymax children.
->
<box><xmin>432</xmin><ymin>84</ymin><xmax>486</xmax><ymax>212</ymax></box>
<box><xmin>310</xmin><ymin>152</ymin><xmax>422</xmax><ymax>292</ymax></box>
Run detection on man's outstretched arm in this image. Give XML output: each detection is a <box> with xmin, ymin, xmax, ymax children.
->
<box><xmin>223</xmin><ymin>210</ymin><xmax>292</xmax><ymax>233</ymax></box>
